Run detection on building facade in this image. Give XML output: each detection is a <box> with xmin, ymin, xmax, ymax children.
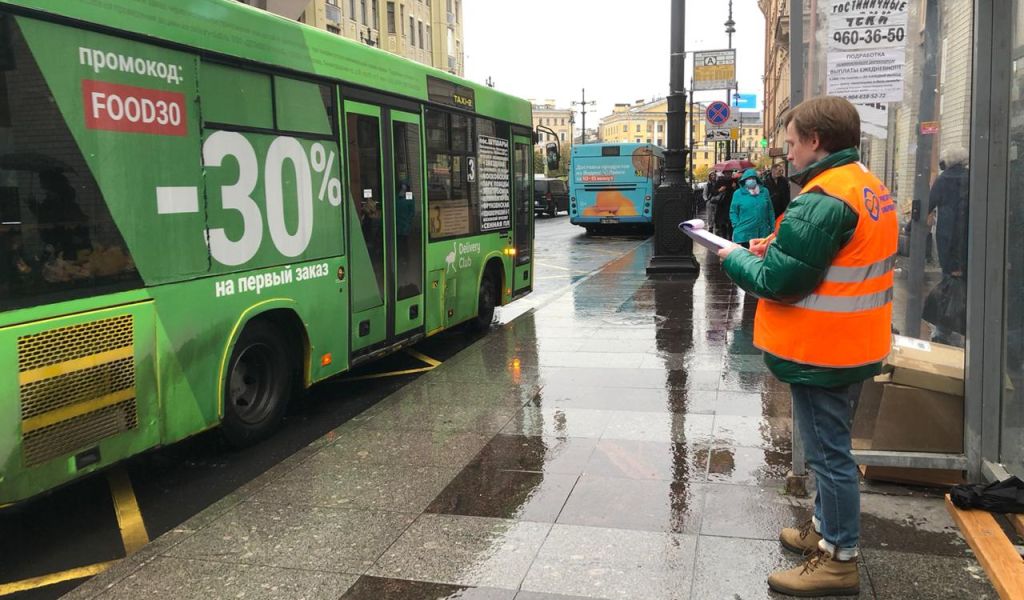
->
<box><xmin>531</xmin><ymin>100</ymin><xmax>573</xmax><ymax>151</ymax></box>
<box><xmin>238</xmin><ymin>0</ymin><xmax>464</xmax><ymax>76</ymax></box>
<box><xmin>758</xmin><ymin>0</ymin><xmax>790</xmax><ymax>154</ymax></box>
<box><xmin>597</xmin><ymin>98</ymin><xmax>715</xmax><ymax>175</ymax></box>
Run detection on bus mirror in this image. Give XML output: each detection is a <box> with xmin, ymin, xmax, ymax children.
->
<box><xmin>545</xmin><ymin>142</ymin><xmax>560</xmax><ymax>171</ymax></box>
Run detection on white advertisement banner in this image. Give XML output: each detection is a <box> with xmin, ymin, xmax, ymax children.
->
<box><xmin>827</xmin><ymin>47</ymin><xmax>906</xmax><ymax>104</ymax></box>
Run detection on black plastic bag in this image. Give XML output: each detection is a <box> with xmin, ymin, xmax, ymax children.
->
<box><xmin>922</xmin><ymin>275</ymin><xmax>966</xmax><ymax>334</ymax></box>
<box><xmin>951</xmin><ymin>477</ymin><xmax>1024</xmax><ymax>513</ymax></box>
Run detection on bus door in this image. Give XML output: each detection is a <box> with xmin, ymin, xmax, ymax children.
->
<box><xmin>344</xmin><ymin>101</ymin><xmax>388</xmax><ymax>352</ymax></box>
<box><xmin>388</xmin><ymin>111</ymin><xmax>426</xmax><ymax>339</ymax></box>
<box><xmin>343</xmin><ymin>102</ymin><xmax>426</xmax><ymax>354</ymax></box>
<box><xmin>512</xmin><ymin>135</ymin><xmax>533</xmax><ymax>293</ymax></box>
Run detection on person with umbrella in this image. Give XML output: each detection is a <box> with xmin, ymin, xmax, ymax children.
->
<box><xmin>729</xmin><ymin>168</ymin><xmax>774</xmax><ymax>248</ymax></box>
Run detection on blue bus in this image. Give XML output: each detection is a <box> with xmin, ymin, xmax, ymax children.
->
<box><xmin>568</xmin><ymin>143</ymin><xmax>664</xmax><ymax>233</ymax></box>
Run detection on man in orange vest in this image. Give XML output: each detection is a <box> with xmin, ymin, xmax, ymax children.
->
<box><xmin>718</xmin><ymin>96</ymin><xmax>898</xmax><ymax>597</ymax></box>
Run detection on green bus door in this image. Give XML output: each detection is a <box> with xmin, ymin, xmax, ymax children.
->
<box><xmin>344</xmin><ymin>102</ymin><xmax>425</xmax><ymax>355</ymax></box>
<box><xmin>512</xmin><ymin>135</ymin><xmax>534</xmax><ymax>293</ymax></box>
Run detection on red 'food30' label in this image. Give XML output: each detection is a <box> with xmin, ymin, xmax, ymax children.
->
<box><xmin>82</xmin><ymin>80</ymin><xmax>187</xmax><ymax>136</ymax></box>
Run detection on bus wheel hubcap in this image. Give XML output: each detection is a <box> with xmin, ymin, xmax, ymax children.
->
<box><xmin>229</xmin><ymin>344</ymin><xmax>276</xmax><ymax>424</ymax></box>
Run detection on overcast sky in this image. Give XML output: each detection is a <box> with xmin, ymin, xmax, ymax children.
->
<box><xmin>464</xmin><ymin>1</ymin><xmax>765</xmax><ymax>124</ymax></box>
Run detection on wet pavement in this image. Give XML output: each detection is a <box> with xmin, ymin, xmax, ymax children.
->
<box><xmin>61</xmin><ymin>240</ymin><xmax>995</xmax><ymax>600</ymax></box>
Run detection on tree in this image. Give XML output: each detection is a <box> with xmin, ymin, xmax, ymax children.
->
<box><xmin>534</xmin><ymin>148</ymin><xmax>544</xmax><ymax>174</ymax></box>
<box><xmin>694</xmin><ymin>164</ymin><xmax>711</xmax><ymax>181</ymax></box>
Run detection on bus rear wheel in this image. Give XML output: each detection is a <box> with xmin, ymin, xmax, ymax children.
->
<box><xmin>468</xmin><ymin>271</ymin><xmax>498</xmax><ymax>332</ymax></box>
<box><xmin>222</xmin><ymin>321</ymin><xmax>293</xmax><ymax>447</ymax></box>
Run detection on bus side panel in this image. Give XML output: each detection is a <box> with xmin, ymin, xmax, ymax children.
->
<box><xmin>16</xmin><ymin>16</ymin><xmax>211</xmax><ymax>285</ymax></box>
<box><xmin>146</xmin><ymin>256</ymin><xmax>348</xmax><ymax>446</ymax></box>
<box><xmin>0</xmin><ymin>301</ymin><xmax>159</xmax><ymax>504</ymax></box>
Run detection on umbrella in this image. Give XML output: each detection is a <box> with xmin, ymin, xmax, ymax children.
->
<box><xmin>0</xmin><ymin>152</ymin><xmax>75</xmax><ymax>174</ymax></box>
<box><xmin>713</xmin><ymin>159</ymin><xmax>755</xmax><ymax>172</ymax></box>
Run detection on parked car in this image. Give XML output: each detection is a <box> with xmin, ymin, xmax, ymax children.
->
<box><xmin>534</xmin><ymin>177</ymin><xmax>569</xmax><ymax>217</ymax></box>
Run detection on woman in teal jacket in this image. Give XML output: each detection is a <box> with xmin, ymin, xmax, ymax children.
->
<box><xmin>730</xmin><ymin>168</ymin><xmax>775</xmax><ymax>247</ymax></box>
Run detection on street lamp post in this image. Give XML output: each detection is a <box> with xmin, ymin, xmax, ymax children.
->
<box><xmin>724</xmin><ymin>0</ymin><xmax>735</xmax><ymax>160</ymax></box>
<box><xmin>646</xmin><ymin>0</ymin><xmax>699</xmax><ymax>274</ymax></box>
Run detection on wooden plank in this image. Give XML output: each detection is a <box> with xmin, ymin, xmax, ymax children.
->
<box><xmin>946</xmin><ymin>495</ymin><xmax>1024</xmax><ymax>600</ymax></box>
<box><xmin>1009</xmin><ymin>513</ymin><xmax>1024</xmax><ymax>542</ymax></box>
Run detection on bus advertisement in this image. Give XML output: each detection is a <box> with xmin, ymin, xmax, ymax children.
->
<box><xmin>568</xmin><ymin>143</ymin><xmax>664</xmax><ymax>233</ymax></box>
<box><xmin>0</xmin><ymin>0</ymin><xmax>535</xmax><ymax>505</ymax></box>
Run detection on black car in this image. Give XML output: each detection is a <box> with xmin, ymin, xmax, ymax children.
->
<box><xmin>534</xmin><ymin>177</ymin><xmax>569</xmax><ymax>217</ymax></box>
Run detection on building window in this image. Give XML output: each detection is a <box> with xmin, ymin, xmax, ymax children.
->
<box><xmin>454</xmin><ymin>0</ymin><xmax>459</xmax><ymax>22</ymax></box>
<box><xmin>387</xmin><ymin>1</ymin><xmax>395</xmax><ymax>33</ymax></box>
<box><xmin>372</xmin><ymin>0</ymin><xmax>378</xmax><ymax>26</ymax></box>
<box><xmin>561</xmin><ymin>132</ymin><xmax>565</xmax><ymax>141</ymax></box>
<box><xmin>622</xmin><ymin>125</ymin><xmax>627</xmax><ymax>132</ymax></box>
<box><xmin>426</xmin><ymin>24</ymin><xmax>432</xmax><ymax>49</ymax></box>
<box><xmin>327</xmin><ymin>24</ymin><xmax>341</xmax><ymax>34</ymax></box>
<box><xmin>418</xmin><ymin>21</ymin><xmax>424</xmax><ymax>49</ymax></box>
<box><xmin>409</xmin><ymin>16</ymin><xmax>415</xmax><ymax>45</ymax></box>
<box><xmin>635</xmin><ymin>124</ymin><xmax>641</xmax><ymax>132</ymax></box>
<box><xmin>360</xmin><ymin>0</ymin><xmax>367</xmax><ymax>25</ymax></box>
<box><xmin>401</xmin><ymin>4</ymin><xmax>405</xmax><ymax>34</ymax></box>
<box><xmin>349</xmin><ymin>0</ymin><xmax>356</xmax><ymax>20</ymax></box>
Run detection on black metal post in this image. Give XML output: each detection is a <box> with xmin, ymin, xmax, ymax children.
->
<box><xmin>904</xmin><ymin>0</ymin><xmax>941</xmax><ymax>336</ymax></box>
<box><xmin>647</xmin><ymin>0</ymin><xmax>699</xmax><ymax>274</ymax></box>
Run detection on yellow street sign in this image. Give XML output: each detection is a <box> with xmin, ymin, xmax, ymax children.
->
<box><xmin>730</xmin><ymin>128</ymin><xmax>740</xmax><ymax>140</ymax></box>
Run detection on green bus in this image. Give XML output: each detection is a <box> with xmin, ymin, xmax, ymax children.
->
<box><xmin>0</xmin><ymin>0</ymin><xmax>536</xmax><ymax>505</ymax></box>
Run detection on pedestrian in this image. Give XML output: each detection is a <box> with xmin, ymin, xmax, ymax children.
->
<box><xmin>729</xmin><ymin>168</ymin><xmax>774</xmax><ymax>248</ymax></box>
<box><xmin>711</xmin><ymin>172</ymin><xmax>736</xmax><ymax>239</ymax></box>
<box><xmin>717</xmin><ymin>96</ymin><xmax>898</xmax><ymax>597</ymax></box>
<box><xmin>927</xmin><ymin>146</ymin><xmax>969</xmax><ymax>344</ymax></box>
<box><xmin>766</xmin><ymin>162</ymin><xmax>792</xmax><ymax>217</ymax></box>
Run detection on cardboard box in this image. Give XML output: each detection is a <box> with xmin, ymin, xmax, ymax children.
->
<box><xmin>871</xmin><ymin>384</ymin><xmax>964</xmax><ymax>453</ymax></box>
<box><xmin>886</xmin><ymin>335</ymin><xmax>965</xmax><ymax>396</ymax></box>
<box><xmin>851</xmin><ymin>378</ymin><xmax>885</xmax><ymax>450</ymax></box>
<box><xmin>859</xmin><ymin>465</ymin><xmax>965</xmax><ymax>488</ymax></box>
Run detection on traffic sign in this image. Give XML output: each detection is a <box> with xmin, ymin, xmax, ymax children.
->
<box><xmin>694</xmin><ymin>49</ymin><xmax>737</xmax><ymax>91</ymax></box>
<box><xmin>706</xmin><ymin>101</ymin><xmax>731</xmax><ymax>127</ymax></box>
<box><xmin>732</xmin><ymin>151</ymin><xmax>750</xmax><ymax>160</ymax></box>
<box><xmin>706</xmin><ymin>129</ymin><xmax>732</xmax><ymax>140</ymax></box>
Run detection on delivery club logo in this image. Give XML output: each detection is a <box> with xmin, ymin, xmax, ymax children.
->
<box><xmin>82</xmin><ymin>80</ymin><xmax>187</xmax><ymax>136</ymax></box>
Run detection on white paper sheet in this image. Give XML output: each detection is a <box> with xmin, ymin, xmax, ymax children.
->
<box><xmin>678</xmin><ymin>219</ymin><xmax>733</xmax><ymax>252</ymax></box>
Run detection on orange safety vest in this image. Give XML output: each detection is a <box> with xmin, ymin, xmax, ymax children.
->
<box><xmin>754</xmin><ymin>162</ymin><xmax>899</xmax><ymax>368</ymax></box>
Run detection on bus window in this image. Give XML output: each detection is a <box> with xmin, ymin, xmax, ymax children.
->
<box><xmin>199</xmin><ymin>63</ymin><xmax>273</xmax><ymax>129</ymax></box>
<box><xmin>274</xmin><ymin>76</ymin><xmax>334</xmax><ymax>135</ymax></box>
<box><xmin>0</xmin><ymin>19</ymin><xmax>141</xmax><ymax>311</ymax></box>
<box><xmin>393</xmin><ymin>119</ymin><xmax>423</xmax><ymax>300</ymax></box>
<box><xmin>425</xmin><ymin>108</ymin><xmax>477</xmax><ymax>239</ymax></box>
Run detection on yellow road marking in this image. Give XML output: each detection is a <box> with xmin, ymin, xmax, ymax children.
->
<box><xmin>343</xmin><ymin>366</ymin><xmax>435</xmax><ymax>381</ymax></box>
<box><xmin>107</xmin><ymin>468</ymin><xmax>149</xmax><ymax>555</ymax></box>
<box><xmin>404</xmin><ymin>349</ymin><xmax>442</xmax><ymax>368</ymax></box>
<box><xmin>18</xmin><ymin>347</ymin><xmax>133</xmax><ymax>385</ymax></box>
<box><xmin>21</xmin><ymin>388</ymin><xmax>136</xmax><ymax>434</ymax></box>
<box><xmin>0</xmin><ymin>561</ymin><xmax>117</xmax><ymax>596</ymax></box>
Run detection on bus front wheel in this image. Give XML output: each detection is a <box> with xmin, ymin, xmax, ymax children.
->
<box><xmin>222</xmin><ymin>320</ymin><xmax>293</xmax><ymax>447</ymax></box>
<box><xmin>468</xmin><ymin>271</ymin><xmax>498</xmax><ymax>332</ymax></box>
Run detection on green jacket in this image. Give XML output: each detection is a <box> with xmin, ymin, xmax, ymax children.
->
<box><xmin>722</xmin><ymin>148</ymin><xmax>883</xmax><ymax>388</ymax></box>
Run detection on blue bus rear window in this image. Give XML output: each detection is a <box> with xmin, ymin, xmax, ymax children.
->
<box><xmin>601</xmin><ymin>146</ymin><xmax>620</xmax><ymax>156</ymax></box>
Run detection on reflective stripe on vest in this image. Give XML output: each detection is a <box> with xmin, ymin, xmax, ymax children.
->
<box><xmin>823</xmin><ymin>254</ymin><xmax>897</xmax><ymax>283</ymax></box>
<box><xmin>793</xmin><ymin>286</ymin><xmax>894</xmax><ymax>313</ymax></box>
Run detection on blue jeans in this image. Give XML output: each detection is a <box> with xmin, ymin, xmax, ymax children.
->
<box><xmin>792</xmin><ymin>382</ymin><xmax>862</xmax><ymax>558</ymax></box>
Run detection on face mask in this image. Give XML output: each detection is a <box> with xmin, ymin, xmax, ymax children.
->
<box><xmin>745</xmin><ymin>179</ymin><xmax>758</xmax><ymax>190</ymax></box>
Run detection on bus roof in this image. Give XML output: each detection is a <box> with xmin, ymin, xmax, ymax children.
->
<box><xmin>1</xmin><ymin>0</ymin><xmax>531</xmax><ymax>125</ymax></box>
<box><xmin>572</xmin><ymin>143</ymin><xmax>664</xmax><ymax>157</ymax></box>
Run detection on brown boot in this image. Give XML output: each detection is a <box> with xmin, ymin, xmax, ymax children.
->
<box><xmin>768</xmin><ymin>548</ymin><xmax>859</xmax><ymax>597</ymax></box>
<box><xmin>780</xmin><ymin>519</ymin><xmax>823</xmax><ymax>555</ymax></box>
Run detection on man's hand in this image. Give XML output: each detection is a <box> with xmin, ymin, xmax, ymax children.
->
<box><xmin>717</xmin><ymin>243</ymin><xmax>741</xmax><ymax>260</ymax></box>
<box><xmin>748</xmin><ymin>237</ymin><xmax>770</xmax><ymax>258</ymax></box>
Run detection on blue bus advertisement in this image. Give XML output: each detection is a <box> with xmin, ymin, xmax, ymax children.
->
<box><xmin>569</xmin><ymin>143</ymin><xmax>664</xmax><ymax>233</ymax></box>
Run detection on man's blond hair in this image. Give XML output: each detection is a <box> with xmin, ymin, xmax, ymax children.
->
<box><xmin>783</xmin><ymin>96</ymin><xmax>861</xmax><ymax>153</ymax></box>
